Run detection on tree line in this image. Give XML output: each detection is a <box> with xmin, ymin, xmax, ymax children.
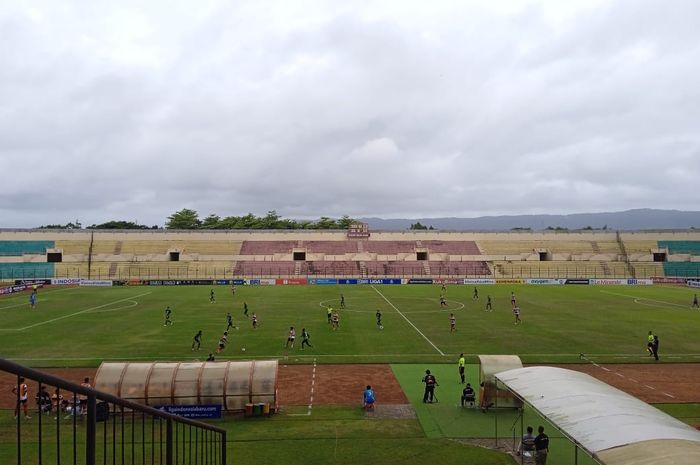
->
<box><xmin>38</xmin><ymin>210</ymin><xmax>358</xmax><ymax>230</ymax></box>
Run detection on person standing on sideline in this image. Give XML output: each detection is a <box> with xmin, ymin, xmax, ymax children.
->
<box><xmin>458</xmin><ymin>353</ymin><xmax>466</xmax><ymax>384</ymax></box>
<box><xmin>652</xmin><ymin>335</ymin><xmax>660</xmax><ymax>361</ymax></box>
<box><xmin>13</xmin><ymin>377</ymin><xmax>31</xmax><ymax>419</ymax></box>
<box><xmin>363</xmin><ymin>385</ymin><xmax>375</xmax><ymax>411</ymax></box>
<box><xmin>485</xmin><ymin>295</ymin><xmax>492</xmax><ymax>312</ymax></box>
<box><xmin>449</xmin><ymin>313</ymin><xmax>457</xmax><ymax>332</ymax></box>
<box><xmin>301</xmin><ymin>328</ymin><xmax>312</xmax><ymax>350</ymax></box>
<box><xmin>422</xmin><ymin>370</ymin><xmax>438</xmax><ymax>403</ymax></box>
<box><xmin>164</xmin><ymin>306</ymin><xmax>173</xmax><ymax>326</ymax></box>
<box><xmin>534</xmin><ymin>426</ymin><xmax>550</xmax><ymax>465</ymax></box>
<box><xmin>191</xmin><ymin>330</ymin><xmax>202</xmax><ymax>351</ymax></box>
<box><xmin>517</xmin><ymin>426</ymin><xmax>536</xmax><ymax>457</ymax></box>
<box><xmin>647</xmin><ymin>331</ymin><xmax>655</xmax><ymax>357</ymax></box>
<box><xmin>376</xmin><ymin>309</ymin><xmax>383</xmax><ymax>329</ymax></box>
<box><xmin>693</xmin><ymin>293</ymin><xmax>699</xmax><ymax>308</ymax></box>
<box><xmin>79</xmin><ymin>377</ymin><xmax>91</xmax><ymax>415</ymax></box>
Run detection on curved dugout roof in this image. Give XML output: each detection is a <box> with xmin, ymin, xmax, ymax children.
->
<box><xmin>495</xmin><ymin>366</ymin><xmax>700</xmax><ymax>465</ymax></box>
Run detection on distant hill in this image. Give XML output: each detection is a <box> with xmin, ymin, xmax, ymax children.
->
<box><xmin>360</xmin><ymin>209</ymin><xmax>700</xmax><ymax>231</ymax></box>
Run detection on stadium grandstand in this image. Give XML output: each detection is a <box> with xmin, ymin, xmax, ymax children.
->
<box><xmin>0</xmin><ymin>229</ymin><xmax>699</xmax><ymax>280</ymax></box>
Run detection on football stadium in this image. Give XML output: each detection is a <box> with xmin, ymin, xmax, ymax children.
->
<box><xmin>1</xmin><ymin>228</ymin><xmax>700</xmax><ymax>464</ymax></box>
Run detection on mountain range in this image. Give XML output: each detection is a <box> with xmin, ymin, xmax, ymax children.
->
<box><xmin>359</xmin><ymin>209</ymin><xmax>700</xmax><ymax>231</ymax></box>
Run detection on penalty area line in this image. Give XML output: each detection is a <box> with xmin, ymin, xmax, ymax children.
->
<box><xmin>371</xmin><ymin>285</ymin><xmax>444</xmax><ymax>356</ymax></box>
<box><xmin>7</xmin><ymin>292</ymin><xmax>153</xmax><ymax>331</ymax></box>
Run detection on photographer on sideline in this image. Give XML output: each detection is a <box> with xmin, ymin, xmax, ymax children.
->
<box><xmin>422</xmin><ymin>369</ymin><xmax>438</xmax><ymax>403</ymax></box>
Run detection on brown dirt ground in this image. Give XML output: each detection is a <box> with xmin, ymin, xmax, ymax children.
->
<box><xmin>548</xmin><ymin>363</ymin><xmax>700</xmax><ymax>403</ymax></box>
<box><xmin>1</xmin><ymin>363</ymin><xmax>698</xmax><ymax>410</ymax></box>
<box><xmin>277</xmin><ymin>364</ymin><xmax>408</xmax><ymax>406</ymax></box>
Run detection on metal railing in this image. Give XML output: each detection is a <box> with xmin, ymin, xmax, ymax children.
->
<box><xmin>0</xmin><ymin>359</ymin><xmax>226</xmax><ymax>465</ymax></box>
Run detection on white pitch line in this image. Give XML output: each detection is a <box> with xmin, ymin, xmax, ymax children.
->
<box><xmin>614</xmin><ymin>372</ymin><xmax>625</xmax><ymax>378</ymax></box>
<box><xmin>629</xmin><ymin>378</ymin><xmax>638</xmax><ymax>383</ymax></box>
<box><xmin>662</xmin><ymin>392</ymin><xmax>675</xmax><ymax>399</ymax></box>
<box><xmin>644</xmin><ymin>385</ymin><xmax>656</xmax><ymax>390</ymax></box>
<box><xmin>371</xmin><ymin>285</ymin><xmax>444</xmax><ymax>356</ymax></box>
<box><xmin>600</xmin><ymin>290</ymin><xmax>687</xmax><ymax>308</ymax></box>
<box><xmin>7</xmin><ymin>292</ymin><xmax>152</xmax><ymax>331</ymax></box>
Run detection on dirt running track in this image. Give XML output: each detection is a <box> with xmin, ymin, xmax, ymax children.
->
<box><xmin>0</xmin><ymin>363</ymin><xmax>698</xmax><ymax>409</ymax></box>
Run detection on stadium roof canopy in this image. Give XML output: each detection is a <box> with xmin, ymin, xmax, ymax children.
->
<box><xmin>495</xmin><ymin>366</ymin><xmax>700</xmax><ymax>465</ymax></box>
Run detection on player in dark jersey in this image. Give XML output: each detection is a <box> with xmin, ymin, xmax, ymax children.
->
<box><xmin>376</xmin><ymin>309</ymin><xmax>383</xmax><ymax>329</ymax></box>
<box><xmin>485</xmin><ymin>295</ymin><xmax>493</xmax><ymax>312</ymax></box>
<box><xmin>191</xmin><ymin>330</ymin><xmax>202</xmax><ymax>351</ymax></box>
<box><xmin>449</xmin><ymin>313</ymin><xmax>456</xmax><ymax>332</ymax></box>
<box><xmin>252</xmin><ymin>313</ymin><xmax>258</xmax><ymax>329</ymax></box>
<box><xmin>473</xmin><ymin>287</ymin><xmax>479</xmax><ymax>300</ymax></box>
<box><xmin>243</xmin><ymin>302</ymin><xmax>249</xmax><ymax>317</ymax></box>
<box><xmin>164</xmin><ymin>306</ymin><xmax>173</xmax><ymax>326</ymax></box>
<box><xmin>226</xmin><ymin>312</ymin><xmax>238</xmax><ymax>331</ymax></box>
<box><xmin>301</xmin><ymin>328</ymin><xmax>312</xmax><ymax>350</ymax></box>
<box><xmin>209</xmin><ymin>289</ymin><xmax>216</xmax><ymax>304</ymax></box>
<box><xmin>340</xmin><ymin>294</ymin><xmax>346</xmax><ymax>309</ymax></box>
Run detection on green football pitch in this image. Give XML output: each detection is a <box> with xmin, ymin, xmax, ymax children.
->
<box><xmin>1</xmin><ymin>283</ymin><xmax>699</xmax><ymax>465</ymax></box>
<box><xmin>1</xmin><ymin>283</ymin><xmax>699</xmax><ymax>366</ymax></box>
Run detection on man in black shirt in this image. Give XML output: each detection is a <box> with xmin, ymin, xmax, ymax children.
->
<box><xmin>460</xmin><ymin>383</ymin><xmax>475</xmax><ymax>407</ymax></box>
<box><xmin>422</xmin><ymin>369</ymin><xmax>438</xmax><ymax>403</ymax></box>
<box><xmin>534</xmin><ymin>425</ymin><xmax>549</xmax><ymax>465</ymax></box>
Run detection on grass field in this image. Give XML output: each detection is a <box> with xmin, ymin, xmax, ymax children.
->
<box><xmin>1</xmin><ymin>283</ymin><xmax>699</xmax><ymax>365</ymax></box>
<box><xmin>1</xmin><ymin>283</ymin><xmax>699</xmax><ymax>465</ymax></box>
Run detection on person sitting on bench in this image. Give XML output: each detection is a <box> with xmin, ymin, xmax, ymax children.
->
<box><xmin>461</xmin><ymin>383</ymin><xmax>476</xmax><ymax>407</ymax></box>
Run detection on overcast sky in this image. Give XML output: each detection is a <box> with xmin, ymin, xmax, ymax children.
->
<box><xmin>2</xmin><ymin>0</ymin><xmax>699</xmax><ymax>227</ymax></box>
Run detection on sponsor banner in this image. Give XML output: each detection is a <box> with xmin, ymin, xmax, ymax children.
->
<box><xmin>434</xmin><ymin>278</ymin><xmax>465</xmax><ymax>285</ymax></box>
<box><xmin>276</xmin><ymin>278</ymin><xmax>307</xmax><ymax>285</ymax></box>
<box><xmin>358</xmin><ymin>278</ymin><xmax>402</xmax><ymax>285</ymax></box>
<box><xmin>52</xmin><ymin>278</ymin><xmax>82</xmax><ymax>285</ymax></box>
<box><xmin>15</xmin><ymin>279</ymin><xmax>48</xmax><ymax>286</ymax></box>
<box><xmin>652</xmin><ymin>277</ymin><xmax>688</xmax><ymax>285</ymax></box>
<box><xmin>245</xmin><ymin>279</ymin><xmax>260</xmax><ymax>286</ymax></box>
<box><xmin>231</xmin><ymin>279</ymin><xmax>246</xmax><ymax>285</ymax></box>
<box><xmin>308</xmin><ymin>278</ymin><xmax>338</xmax><ymax>285</ymax></box>
<box><xmin>627</xmin><ymin>279</ymin><xmax>653</xmax><ymax>286</ymax></box>
<box><xmin>565</xmin><ymin>279</ymin><xmax>589</xmax><ymax>285</ymax></box>
<box><xmin>688</xmin><ymin>280</ymin><xmax>700</xmax><ymax>289</ymax></box>
<box><xmin>589</xmin><ymin>279</ymin><xmax>628</xmax><ymax>286</ymax></box>
<box><xmin>259</xmin><ymin>279</ymin><xmax>276</xmax><ymax>286</ymax></box>
<box><xmin>407</xmin><ymin>279</ymin><xmax>433</xmax><ymax>284</ymax></box>
<box><xmin>496</xmin><ymin>279</ymin><xmax>524</xmax><ymax>284</ymax></box>
<box><xmin>337</xmin><ymin>279</ymin><xmax>359</xmax><ymax>285</ymax></box>
<box><xmin>464</xmin><ymin>279</ymin><xmax>496</xmax><ymax>285</ymax></box>
<box><xmin>154</xmin><ymin>405</ymin><xmax>222</xmax><ymax>419</ymax></box>
<box><xmin>79</xmin><ymin>279</ymin><xmax>113</xmax><ymax>287</ymax></box>
<box><xmin>0</xmin><ymin>284</ymin><xmax>28</xmax><ymax>295</ymax></box>
<box><xmin>214</xmin><ymin>280</ymin><xmax>232</xmax><ymax>285</ymax></box>
<box><xmin>525</xmin><ymin>279</ymin><xmax>564</xmax><ymax>285</ymax></box>
<box><xmin>126</xmin><ymin>279</ymin><xmax>144</xmax><ymax>286</ymax></box>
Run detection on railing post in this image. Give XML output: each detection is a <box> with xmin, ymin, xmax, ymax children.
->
<box><xmin>221</xmin><ymin>431</ymin><xmax>227</xmax><ymax>465</ymax></box>
<box><xmin>166</xmin><ymin>418</ymin><xmax>174</xmax><ymax>465</ymax></box>
<box><xmin>86</xmin><ymin>394</ymin><xmax>96</xmax><ymax>465</ymax></box>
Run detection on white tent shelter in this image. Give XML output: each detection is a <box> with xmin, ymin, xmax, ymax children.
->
<box><xmin>496</xmin><ymin>366</ymin><xmax>700</xmax><ymax>465</ymax></box>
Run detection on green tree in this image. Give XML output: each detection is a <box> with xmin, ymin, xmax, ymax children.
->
<box><xmin>201</xmin><ymin>214</ymin><xmax>222</xmax><ymax>229</ymax></box>
<box><xmin>166</xmin><ymin>209</ymin><xmax>201</xmax><ymax>229</ymax></box>
<box><xmin>410</xmin><ymin>222</ymin><xmax>428</xmax><ymax>230</ymax></box>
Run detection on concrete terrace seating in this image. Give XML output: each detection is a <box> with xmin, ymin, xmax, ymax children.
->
<box><xmin>622</xmin><ymin>240</ymin><xmax>657</xmax><ymax>254</ymax></box>
<box><xmin>431</xmin><ymin>261</ymin><xmax>491</xmax><ymax>276</ymax></box>
<box><xmin>0</xmin><ymin>263</ymin><xmax>55</xmax><ymax>280</ymax></box>
<box><xmin>234</xmin><ymin>261</ymin><xmax>297</xmax><ymax>277</ymax></box>
<box><xmin>54</xmin><ymin>263</ymin><xmax>91</xmax><ymax>278</ymax></box>
<box><xmin>186</xmin><ymin>261</ymin><xmax>234</xmax><ymax>277</ymax></box>
<box><xmin>492</xmin><ymin>261</ymin><xmax>629</xmax><ymax>278</ymax></box>
<box><xmin>302</xmin><ymin>241</ymin><xmax>359</xmax><ymax>254</ymax></box>
<box><xmin>239</xmin><ymin>241</ymin><xmax>296</xmax><ymax>254</ymax></box>
<box><xmin>111</xmin><ymin>262</ymin><xmax>190</xmax><ymax>279</ymax></box>
<box><xmin>479</xmin><ymin>240</ymin><xmax>617</xmax><ymax>255</ymax></box>
<box><xmin>658</xmin><ymin>241</ymin><xmax>700</xmax><ymax>255</ymax></box>
<box><xmin>422</xmin><ymin>240</ymin><xmax>481</xmax><ymax>255</ymax></box>
<box><xmin>180</xmin><ymin>241</ymin><xmax>242</xmax><ymax>255</ymax></box>
<box><xmin>363</xmin><ymin>261</ymin><xmax>427</xmax><ymax>276</ymax></box>
<box><xmin>663</xmin><ymin>262</ymin><xmax>700</xmax><ymax>278</ymax></box>
<box><xmin>0</xmin><ymin>240</ymin><xmax>54</xmax><ymax>256</ymax></box>
<box><xmin>305</xmin><ymin>261</ymin><xmax>359</xmax><ymax>276</ymax></box>
<box><xmin>631</xmin><ymin>263</ymin><xmax>665</xmax><ymax>278</ymax></box>
<box><xmin>363</xmin><ymin>241</ymin><xmax>417</xmax><ymax>254</ymax></box>
<box><xmin>55</xmin><ymin>240</ymin><xmax>90</xmax><ymax>255</ymax></box>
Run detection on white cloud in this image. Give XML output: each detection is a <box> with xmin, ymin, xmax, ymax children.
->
<box><xmin>0</xmin><ymin>0</ymin><xmax>699</xmax><ymax>227</ymax></box>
